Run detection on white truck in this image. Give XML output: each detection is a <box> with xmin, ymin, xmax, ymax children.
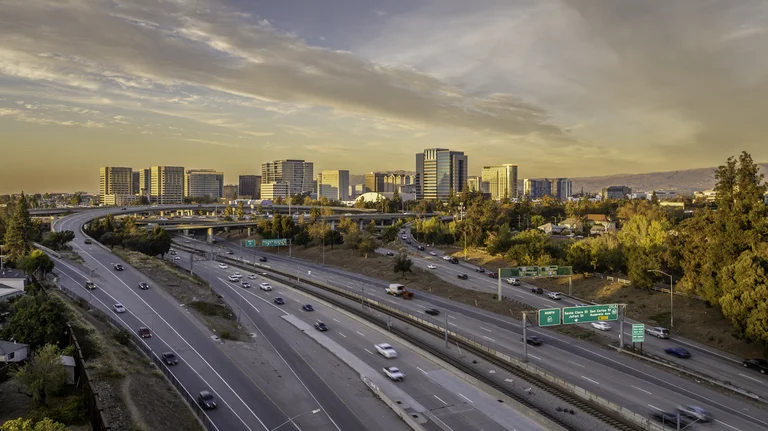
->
<box><xmin>386</xmin><ymin>284</ymin><xmax>406</xmax><ymax>296</ymax></box>
<box><xmin>506</xmin><ymin>277</ymin><xmax>521</xmax><ymax>286</ymax></box>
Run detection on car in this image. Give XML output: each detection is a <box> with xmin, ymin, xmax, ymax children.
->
<box><xmin>258</xmin><ymin>256</ymin><xmax>268</xmax><ymax>262</ymax></box>
<box><xmin>383</xmin><ymin>367</ymin><xmax>405</xmax><ymax>381</ymax></box>
<box><xmin>274</xmin><ymin>297</ymin><xmax>285</xmax><ymax>305</ymax></box>
<box><xmin>429</xmin><ymin>251</ymin><xmax>437</xmax><ymax>256</ymax></box>
<box><xmin>84</xmin><ymin>280</ymin><xmax>97</xmax><ymax>290</ymax></box>
<box><xmin>375</xmin><ymin>343</ymin><xmax>397</xmax><ymax>358</ymax></box>
<box><xmin>228</xmin><ymin>275</ymin><xmax>240</xmax><ymax>282</ymax></box>
<box><xmin>401</xmin><ymin>235</ymin><xmax>407</xmax><ymax>240</ymax></box>
<box><xmin>677</xmin><ymin>405</ymin><xmax>713</xmax><ymax>423</ymax></box>
<box><xmin>84</xmin><ymin>239</ymin><xmax>92</xmax><ymax>244</ymax></box>
<box><xmin>531</xmin><ymin>287</ymin><xmax>543</xmax><ymax>294</ymax></box>
<box><xmin>259</xmin><ymin>283</ymin><xmax>272</xmax><ymax>291</ymax></box>
<box><xmin>113</xmin><ymin>303</ymin><xmax>126</xmax><ymax>313</ymax></box>
<box><xmin>248</xmin><ymin>274</ymin><xmax>256</xmax><ymax>280</ymax></box>
<box><xmin>241</xmin><ymin>282</ymin><xmax>251</xmax><ymax>288</ymax></box>
<box><xmin>386</xmin><ymin>251</ymin><xmax>395</xmax><ymax>256</ymax></box>
<box><xmin>524</xmin><ymin>336</ymin><xmax>543</xmax><ymax>346</ymax></box>
<box><xmin>743</xmin><ymin>358</ymin><xmax>768</xmax><ymax>374</ymax></box>
<box><xmin>226</xmin><ymin>250</ymin><xmax>234</xmax><ymax>255</ymax></box>
<box><xmin>427</xmin><ymin>264</ymin><xmax>437</xmax><ymax>269</ymax></box>
<box><xmin>197</xmin><ymin>391</ymin><xmax>217</xmax><ymax>410</ymax></box>
<box><xmin>233</xmin><ymin>272</ymin><xmax>241</xmax><ymax>277</ymax></box>
<box><xmin>449</xmin><ymin>257</ymin><xmax>459</xmax><ymax>264</ymax></box>
<box><xmin>138</xmin><ymin>282</ymin><xmax>150</xmax><ymax>290</ymax></box>
<box><xmin>591</xmin><ymin>322</ymin><xmax>611</xmax><ymax>331</ymax></box>
<box><xmin>506</xmin><ymin>277</ymin><xmax>520</xmax><ymax>286</ymax></box>
<box><xmin>314</xmin><ymin>321</ymin><xmax>328</xmax><ymax>331</ymax></box>
<box><xmin>457</xmin><ymin>273</ymin><xmax>468</xmax><ymax>280</ymax></box>
<box><xmin>442</xmin><ymin>255</ymin><xmax>451</xmax><ymax>261</ymax></box>
<box><xmin>650</xmin><ymin>411</ymin><xmax>692</xmax><ymax>428</ymax></box>
<box><xmin>173</xmin><ymin>256</ymin><xmax>180</xmax><ymax>260</ymax></box>
<box><xmin>170</xmin><ymin>250</ymin><xmax>177</xmax><ymax>255</ymax></box>
<box><xmin>120</xmin><ymin>207</ymin><xmax>127</xmax><ymax>210</ymax></box>
<box><xmin>417</xmin><ymin>246</ymin><xmax>425</xmax><ymax>251</ymax></box>
<box><xmin>137</xmin><ymin>327</ymin><xmax>152</xmax><ymax>338</ymax></box>
<box><xmin>488</xmin><ymin>272</ymin><xmax>498</xmax><ymax>279</ymax></box>
<box><xmin>405</xmin><ymin>240</ymin><xmax>411</xmax><ymax>244</ymax></box>
<box><xmin>161</xmin><ymin>352</ymin><xmax>179</xmax><ymax>365</ymax></box>
<box><xmin>575</xmin><ymin>303</ymin><xmax>589</xmax><ymax>307</ymax></box>
<box><xmin>548</xmin><ymin>292</ymin><xmax>562</xmax><ymax>300</ymax></box>
<box><xmin>425</xmin><ymin>308</ymin><xmax>440</xmax><ymax>316</ymax></box>
<box><xmin>646</xmin><ymin>326</ymin><xmax>670</xmax><ymax>339</ymax></box>
<box><xmin>665</xmin><ymin>347</ymin><xmax>691</xmax><ymax>358</ymax></box>
<box><xmin>218</xmin><ymin>263</ymin><xmax>228</xmax><ymax>269</ymax></box>
<box><xmin>113</xmin><ymin>264</ymin><xmax>124</xmax><ymax>271</ymax></box>
<box><xmin>303</xmin><ymin>304</ymin><xmax>314</xmax><ymax>311</ymax></box>
<box><xmin>474</xmin><ymin>267</ymin><xmax>485</xmax><ymax>273</ymax></box>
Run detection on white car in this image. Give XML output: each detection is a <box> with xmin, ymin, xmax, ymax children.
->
<box><xmin>259</xmin><ymin>283</ymin><xmax>272</xmax><ymax>291</ymax></box>
<box><xmin>429</xmin><ymin>251</ymin><xmax>437</xmax><ymax>256</ymax></box>
<box><xmin>113</xmin><ymin>303</ymin><xmax>126</xmax><ymax>313</ymax></box>
<box><xmin>591</xmin><ymin>322</ymin><xmax>611</xmax><ymax>331</ymax></box>
<box><xmin>218</xmin><ymin>263</ymin><xmax>228</xmax><ymax>269</ymax></box>
<box><xmin>375</xmin><ymin>343</ymin><xmax>397</xmax><ymax>358</ymax></box>
<box><xmin>442</xmin><ymin>255</ymin><xmax>451</xmax><ymax>261</ymax></box>
<box><xmin>401</xmin><ymin>235</ymin><xmax>407</xmax><ymax>240</ymax></box>
<box><xmin>506</xmin><ymin>278</ymin><xmax>520</xmax><ymax>286</ymax></box>
<box><xmin>228</xmin><ymin>275</ymin><xmax>240</xmax><ymax>282</ymax></box>
<box><xmin>427</xmin><ymin>264</ymin><xmax>437</xmax><ymax>269</ymax></box>
<box><xmin>233</xmin><ymin>272</ymin><xmax>241</xmax><ymax>278</ymax></box>
<box><xmin>548</xmin><ymin>292</ymin><xmax>562</xmax><ymax>300</ymax></box>
<box><xmin>248</xmin><ymin>274</ymin><xmax>256</xmax><ymax>280</ymax></box>
<box><xmin>173</xmin><ymin>256</ymin><xmax>180</xmax><ymax>260</ymax></box>
<box><xmin>383</xmin><ymin>367</ymin><xmax>405</xmax><ymax>381</ymax></box>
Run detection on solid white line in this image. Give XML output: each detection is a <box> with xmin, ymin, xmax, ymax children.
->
<box><xmin>739</xmin><ymin>373</ymin><xmax>763</xmax><ymax>383</ymax></box>
<box><xmin>482</xmin><ymin>335</ymin><xmax>496</xmax><ymax>342</ymax></box>
<box><xmin>458</xmin><ymin>393</ymin><xmax>473</xmax><ymax>403</ymax></box>
<box><xmin>581</xmin><ymin>376</ymin><xmax>600</xmax><ymax>385</ymax></box>
<box><xmin>332</xmin><ymin>318</ymin><xmax>340</xmax><ymax>323</ymax></box>
<box><xmin>338</xmin><ymin>333</ymin><xmax>347</xmax><ymax>338</ymax></box>
<box><xmin>480</xmin><ymin>326</ymin><xmax>492</xmax><ymax>332</ymax></box>
<box><xmin>431</xmin><ymin>415</ymin><xmax>455</xmax><ymax>431</ymax></box>
<box><xmin>528</xmin><ymin>354</ymin><xmax>541</xmax><ymax>360</ymax></box>
<box><xmin>448</xmin><ymin>322</ymin><xmax>457</xmax><ymax>327</ymax></box>
<box><xmin>716</xmin><ymin>419</ymin><xmax>742</xmax><ymax>431</ymax></box>
<box><xmin>448</xmin><ymin>315</ymin><xmax>456</xmax><ymax>320</ymax></box>
<box><xmin>60</xmin><ymin>247</ymin><xmax>269</xmax><ymax>430</ymax></box>
<box><xmin>356</xmin><ymin>331</ymin><xmax>365</xmax><ymax>337</ymax></box>
<box><xmin>568</xmin><ymin>361</ymin><xmax>585</xmax><ymax>368</ymax></box>
<box><xmin>632</xmin><ymin>385</ymin><xmax>652</xmax><ymax>395</ymax></box>
<box><xmin>648</xmin><ymin>404</ymin><xmax>662</xmax><ymax>412</ymax></box>
<box><xmin>364</xmin><ymin>348</ymin><xmax>373</xmax><ymax>354</ymax></box>
<box><xmin>433</xmin><ymin>395</ymin><xmax>448</xmax><ymax>405</ymax></box>
<box><xmin>416</xmin><ymin>367</ymin><xmax>427</xmax><ymax>375</ymax></box>
<box><xmin>415</xmin><ymin>304</ymin><xmax>425</xmax><ymax>308</ymax></box>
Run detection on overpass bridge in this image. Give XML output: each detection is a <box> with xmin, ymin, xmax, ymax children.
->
<box><xmin>30</xmin><ymin>203</ymin><xmax>377</xmax><ymax>217</ymax></box>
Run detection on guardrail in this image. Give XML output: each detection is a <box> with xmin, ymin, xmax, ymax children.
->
<box><xmin>191</xmin><ymin>246</ymin><xmax>664</xmax><ymax>431</ymax></box>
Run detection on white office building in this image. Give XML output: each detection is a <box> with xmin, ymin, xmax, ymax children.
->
<box><xmin>150</xmin><ymin>166</ymin><xmax>184</xmax><ymax>204</ymax></box>
<box><xmin>260</xmin><ymin>182</ymin><xmax>291</xmax><ymax>200</ymax></box>
<box><xmin>317</xmin><ymin>170</ymin><xmax>350</xmax><ymax>201</ymax></box>
<box><xmin>262</xmin><ymin>160</ymin><xmax>314</xmax><ymax>195</ymax></box>
<box><xmin>184</xmin><ymin>169</ymin><xmax>224</xmax><ymax>199</ymax></box>
<box><xmin>99</xmin><ymin>167</ymin><xmax>132</xmax><ymax>204</ymax></box>
<box><xmin>481</xmin><ymin>164</ymin><xmax>518</xmax><ymax>200</ymax></box>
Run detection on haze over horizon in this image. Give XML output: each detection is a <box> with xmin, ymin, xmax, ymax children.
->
<box><xmin>1</xmin><ymin>0</ymin><xmax>767</xmax><ymax>194</ymax></box>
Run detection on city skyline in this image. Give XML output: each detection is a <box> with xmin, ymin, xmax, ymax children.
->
<box><xmin>2</xmin><ymin>1</ymin><xmax>768</xmax><ymax>194</ymax></box>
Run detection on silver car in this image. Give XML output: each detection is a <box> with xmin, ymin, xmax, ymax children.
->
<box><xmin>646</xmin><ymin>326</ymin><xmax>670</xmax><ymax>339</ymax></box>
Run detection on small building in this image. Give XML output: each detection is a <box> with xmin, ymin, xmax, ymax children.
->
<box><xmin>0</xmin><ymin>340</ymin><xmax>29</xmax><ymax>363</ymax></box>
<box><xmin>601</xmin><ymin>186</ymin><xmax>632</xmax><ymax>200</ymax></box>
<box><xmin>538</xmin><ymin>222</ymin><xmax>565</xmax><ymax>235</ymax></box>
<box><xmin>60</xmin><ymin>355</ymin><xmax>76</xmax><ymax>385</ymax></box>
<box><xmin>586</xmin><ymin>214</ymin><xmax>616</xmax><ymax>231</ymax></box>
<box><xmin>0</xmin><ymin>268</ymin><xmax>27</xmax><ymax>302</ymax></box>
<box><xmin>559</xmin><ymin>217</ymin><xmax>584</xmax><ymax>232</ymax></box>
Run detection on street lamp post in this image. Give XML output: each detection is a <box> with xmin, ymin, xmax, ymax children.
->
<box><xmin>271</xmin><ymin>409</ymin><xmax>321</xmax><ymax>431</ymax></box>
<box><xmin>648</xmin><ymin>269</ymin><xmax>674</xmax><ymax>328</ymax></box>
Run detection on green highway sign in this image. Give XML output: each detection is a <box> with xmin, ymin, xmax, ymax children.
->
<box><xmin>245</xmin><ymin>239</ymin><xmax>256</xmax><ymax>248</ymax></box>
<box><xmin>632</xmin><ymin>324</ymin><xmax>645</xmax><ymax>343</ymax></box>
<box><xmin>261</xmin><ymin>238</ymin><xmax>288</xmax><ymax>247</ymax></box>
<box><xmin>562</xmin><ymin>304</ymin><xmax>618</xmax><ymax>324</ymax></box>
<box><xmin>500</xmin><ymin>266</ymin><xmax>573</xmax><ymax>278</ymax></box>
<box><xmin>538</xmin><ymin>308</ymin><xmax>561</xmax><ymax>327</ymax></box>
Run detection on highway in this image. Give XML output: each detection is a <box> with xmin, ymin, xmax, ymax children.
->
<box><xmin>198</xmin><ymin>234</ymin><xmax>768</xmax><ymax>431</ymax></box>
<box><xmin>51</xmin><ymin>210</ymin><xmax>399</xmax><ymax>431</ymax></box>
<box><xmin>172</xmin><ymin>248</ymin><xmax>548</xmax><ymax>431</ymax></box>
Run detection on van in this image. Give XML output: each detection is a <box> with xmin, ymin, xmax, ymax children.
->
<box><xmin>646</xmin><ymin>327</ymin><xmax>670</xmax><ymax>339</ymax></box>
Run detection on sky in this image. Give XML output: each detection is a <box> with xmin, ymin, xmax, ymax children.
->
<box><xmin>1</xmin><ymin>0</ymin><xmax>767</xmax><ymax>194</ymax></box>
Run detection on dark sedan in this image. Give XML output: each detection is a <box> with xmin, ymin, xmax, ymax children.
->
<box><xmin>530</xmin><ymin>287</ymin><xmax>543</xmax><ymax>294</ymax></box>
<box><xmin>386</xmin><ymin>251</ymin><xmax>395</xmax><ymax>256</ymax></box>
<box><xmin>524</xmin><ymin>336</ymin><xmax>542</xmax><ymax>346</ymax></box>
<box><xmin>274</xmin><ymin>297</ymin><xmax>285</xmax><ymax>305</ymax></box>
<box><xmin>161</xmin><ymin>352</ymin><xmax>179</xmax><ymax>365</ymax></box>
<box><xmin>425</xmin><ymin>308</ymin><xmax>440</xmax><ymax>316</ymax></box>
<box><xmin>743</xmin><ymin>358</ymin><xmax>768</xmax><ymax>374</ymax></box>
<box><xmin>138</xmin><ymin>282</ymin><xmax>150</xmax><ymax>290</ymax></box>
<box><xmin>488</xmin><ymin>272</ymin><xmax>498</xmax><ymax>279</ymax></box>
<box><xmin>302</xmin><ymin>304</ymin><xmax>314</xmax><ymax>312</ymax></box>
<box><xmin>474</xmin><ymin>267</ymin><xmax>485</xmax><ymax>273</ymax></box>
<box><xmin>650</xmin><ymin>411</ymin><xmax>692</xmax><ymax>428</ymax></box>
<box><xmin>314</xmin><ymin>321</ymin><xmax>328</xmax><ymax>331</ymax></box>
<box><xmin>665</xmin><ymin>347</ymin><xmax>691</xmax><ymax>358</ymax></box>
<box><xmin>457</xmin><ymin>273</ymin><xmax>468</xmax><ymax>280</ymax></box>
<box><xmin>197</xmin><ymin>391</ymin><xmax>217</xmax><ymax>410</ymax></box>
<box><xmin>259</xmin><ymin>256</ymin><xmax>268</xmax><ymax>262</ymax></box>
<box><xmin>113</xmin><ymin>264</ymin><xmax>124</xmax><ymax>271</ymax></box>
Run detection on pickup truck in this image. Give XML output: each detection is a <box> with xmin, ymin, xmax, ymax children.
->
<box><xmin>386</xmin><ymin>284</ymin><xmax>406</xmax><ymax>296</ymax></box>
<box><xmin>506</xmin><ymin>277</ymin><xmax>520</xmax><ymax>286</ymax></box>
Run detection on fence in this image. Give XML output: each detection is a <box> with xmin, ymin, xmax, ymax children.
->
<box><xmin>595</xmin><ymin>272</ymin><xmax>703</xmax><ymax>300</ymax></box>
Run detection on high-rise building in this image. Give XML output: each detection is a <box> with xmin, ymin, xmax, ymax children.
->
<box><xmin>482</xmin><ymin>164</ymin><xmax>518</xmax><ymax>200</ymax></box>
<box><xmin>150</xmin><ymin>166</ymin><xmax>184</xmax><ymax>204</ymax></box>
<box><xmin>261</xmin><ymin>160</ymin><xmax>313</xmax><ymax>195</ymax></box>
<box><xmin>523</xmin><ymin>179</ymin><xmax>552</xmax><ymax>199</ymax></box>
<box><xmin>138</xmin><ymin>168</ymin><xmax>151</xmax><ymax>199</ymax></box>
<box><xmin>238</xmin><ymin>175</ymin><xmax>261</xmax><ymax>199</ymax></box>
<box><xmin>184</xmin><ymin>169</ymin><xmax>224</xmax><ymax>199</ymax></box>
<box><xmin>365</xmin><ymin>172</ymin><xmax>386</xmax><ymax>193</ymax></box>
<box><xmin>260</xmin><ymin>182</ymin><xmax>290</xmax><ymax>200</ymax></box>
<box><xmin>317</xmin><ymin>170</ymin><xmax>350</xmax><ymax>201</ymax></box>
<box><xmin>99</xmin><ymin>167</ymin><xmax>133</xmax><ymax>204</ymax></box>
<box><xmin>131</xmin><ymin>171</ymin><xmax>140</xmax><ymax>195</ymax></box>
<box><xmin>550</xmin><ymin>178</ymin><xmax>573</xmax><ymax>201</ymax></box>
<box><xmin>602</xmin><ymin>186</ymin><xmax>632</xmax><ymax>200</ymax></box>
<box><xmin>415</xmin><ymin>148</ymin><xmax>468</xmax><ymax>201</ymax></box>
<box><xmin>223</xmin><ymin>185</ymin><xmax>238</xmax><ymax>200</ymax></box>
<box><xmin>384</xmin><ymin>173</ymin><xmax>413</xmax><ymax>192</ymax></box>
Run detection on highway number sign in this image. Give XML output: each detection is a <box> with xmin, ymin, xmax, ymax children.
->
<box><xmin>632</xmin><ymin>324</ymin><xmax>645</xmax><ymax>343</ymax></box>
<box><xmin>261</xmin><ymin>238</ymin><xmax>288</xmax><ymax>247</ymax></box>
<box><xmin>538</xmin><ymin>308</ymin><xmax>561</xmax><ymax>327</ymax></box>
<box><xmin>562</xmin><ymin>304</ymin><xmax>618</xmax><ymax>324</ymax></box>
<box><xmin>245</xmin><ymin>239</ymin><xmax>256</xmax><ymax>248</ymax></box>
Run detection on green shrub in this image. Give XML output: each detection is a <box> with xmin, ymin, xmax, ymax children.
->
<box><xmin>112</xmin><ymin>329</ymin><xmax>132</xmax><ymax>346</ymax></box>
<box><xmin>219</xmin><ymin>330</ymin><xmax>232</xmax><ymax>340</ymax></box>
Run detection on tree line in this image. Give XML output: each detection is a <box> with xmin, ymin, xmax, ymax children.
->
<box><xmin>84</xmin><ymin>214</ymin><xmax>172</xmax><ymax>258</ymax></box>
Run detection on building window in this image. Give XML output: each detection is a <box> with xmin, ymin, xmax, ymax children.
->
<box><xmin>8</xmin><ymin>352</ymin><xmax>14</xmax><ymax>360</ymax></box>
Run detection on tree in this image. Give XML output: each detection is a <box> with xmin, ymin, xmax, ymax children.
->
<box><xmin>69</xmin><ymin>193</ymin><xmax>82</xmax><ymax>206</ymax></box>
<box><xmin>365</xmin><ymin>220</ymin><xmax>377</xmax><ymax>235</ymax></box>
<box><xmin>719</xmin><ymin>243</ymin><xmax>768</xmax><ymax>343</ymax></box>
<box><xmin>1</xmin><ymin>418</ymin><xmax>68</xmax><ymax>431</ymax></box>
<box><xmin>40</xmin><ymin>231</ymin><xmax>75</xmax><ymax>251</ymax></box>
<box><xmin>393</xmin><ymin>252</ymin><xmax>413</xmax><ymax>278</ymax></box>
<box><xmin>18</xmin><ymin>250</ymin><xmax>55</xmax><ymax>278</ymax></box>
<box><xmin>236</xmin><ymin>202</ymin><xmax>245</xmax><ymax>221</ymax></box>
<box><xmin>149</xmin><ymin>226</ymin><xmax>172</xmax><ymax>258</ymax></box>
<box><xmin>1</xmin><ymin>294</ymin><xmax>69</xmax><ymax>349</ymax></box>
<box><xmin>4</xmin><ymin>192</ymin><xmax>33</xmax><ymax>262</ymax></box>
<box><xmin>485</xmin><ymin>223</ymin><xmax>513</xmax><ymax>256</ymax></box>
<box><xmin>293</xmin><ymin>228</ymin><xmax>311</xmax><ymax>248</ymax></box>
<box><xmin>358</xmin><ymin>234</ymin><xmax>377</xmax><ymax>258</ymax></box>
<box><xmin>98</xmin><ymin>232</ymin><xmax>119</xmax><ymax>250</ymax></box>
<box><xmin>530</xmin><ymin>215</ymin><xmax>546</xmax><ymax>229</ymax></box>
<box><xmin>14</xmin><ymin>344</ymin><xmax>68</xmax><ymax>406</ymax></box>
<box><xmin>650</xmin><ymin>191</ymin><xmax>659</xmax><ymax>205</ymax></box>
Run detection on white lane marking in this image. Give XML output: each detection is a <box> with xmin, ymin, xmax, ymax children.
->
<box><xmin>482</xmin><ymin>336</ymin><xmax>496</xmax><ymax>342</ymax></box>
<box><xmin>568</xmin><ymin>361</ymin><xmax>585</xmax><ymax>368</ymax></box>
<box><xmin>632</xmin><ymin>385</ymin><xmax>652</xmax><ymax>395</ymax></box>
<box><xmin>415</xmin><ymin>304</ymin><xmax>425</xmax><ymax>308</ymax></box>
<box><xmin>581</xmin><ymin>376</ymin><xmax>600</xmax><ymax>385</ymax></box>
<box><xmin>364</xmin><ymin>348</ymin><xmax>373</xmax><ymax>354</ymax></box>
<box><xmin>416</xmin><ymin>367</ymin><xmax>427</xmax><ymax>375</ymax></box>
<box><xmin>716</xmin><ymin>419</ymin><xmax>742</xmax><ymax>431</ymax></box>
<box><xmin>448</xmin><ymin>315</ymin><xmax>456</xmax><ymax>320</ymax></box>
<box><xmin>332</xmin><ymin>318</ymin><xmax>340</xmax><ymax>323</ymax></box>
<box><xmin>54</xmin><ymin>269</ymin><xmax>225</xmax><ymax>431</ymax></box>
<box><xmin>59</xmin><ymin>248</ymin><xmax>268</xmax><ymax>430</ymax></box>
<box><xmin>458</xmin><ymin>393</ymin><xmax>474</xmax><ymax>404</ymax></box>
<box><xmin>739</xmin><ymin>373</ymin><xmax>763</xmax><ymax>383</ymax></box>
<box><xmin>648</xmin><ymin>404</ymin><xmax>663</xmax><ymax>412</ymax></box>
<box><xmin>528</xmin><ymin>354</ymin><xmax>541</xmax><ymax>360</ymax></box>
<box><xmin>338</xmin><ymin>333</ymin><xmax>347</xmax><ymax>338</ymax></box>
<box><xmin>432</xmin><ymin>415</ymin><xmax>455</xmax><ymax>431</ymax></box>
<box><xmin>480</xmin><ymin>326</ymin><xmax>492</xmax><ymax>332</ymax></box>
<box><xmin>433</xmin><ymin>395</ymin><xmax>448</xmax><ymax>405</ymax></box>
<box><xmin>356</xmin><ymin>331</ymin><xmax>365</xmax><ymax>337</ymax></box>
<box><xmin>448</xmin><ymin>322</ymin><xmax>457</xmax><ymax>327</ymax></box>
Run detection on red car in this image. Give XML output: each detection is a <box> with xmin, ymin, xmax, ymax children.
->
<box><xmin>138</xmin><ymin>327</ymin><xmax>152</xmax><ymax>338</ymax></box>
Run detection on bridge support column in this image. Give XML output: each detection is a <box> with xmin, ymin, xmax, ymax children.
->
<box><xmin>359</xmin><ymin>220</ymin><xmax>364</xmax><ymax>230</ymax></box>
<box><xmin>183</xmin><ymin>229</ymin><xmax>189</xmax><ymax>236</ymax></box>
<box><xmin>247</xmin><ymin>227</ymin><xmax>252</xmax><ymax>237</ymax></box>
<box><xmin>330</xmin><ymin>220</ymin><xmax>336</xmax><ymax>230</ymax></box>
<box><xmin>50</xmin><ymin>215</ymin><xmax>58</xmax><ymax>232</ymax></box>
<box><xmin>160</xmin><ymin>210</ymin><xmax>165</xmax><ymax>217</ymax></box>
<box><xmin>207</xmin><ymin>228</ymin><xmax>213</xmax><ymax>243</ymax></box>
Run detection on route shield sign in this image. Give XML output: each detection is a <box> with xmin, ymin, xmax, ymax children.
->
<box><xmin>539</xmin><ymin>308</ymin><xmax>561</xmax><ymax>327</ymax></box>
<box><xmin>632</xmin><ymin>324</ymin><xmax>645</xmax><ymax>343</ymax></box>
<box><xmin>261</xmin><ymin>238</ymin><xmax>288</xmax><ymax>247</ymax></box>
<box><xmin>562</xmin><ymin>304</ymin><xmax>618</xmax><ymax>324</ymax></box>
<box><xmin>245</xmin><ymin>239</ymin><xmax>256</xmax><ymax>248</ymax></box>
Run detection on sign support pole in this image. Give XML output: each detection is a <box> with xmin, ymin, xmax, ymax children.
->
<box><xmin>619</xmin><ymin>304</ymin><xmax>625</xmax><ymax>348</ymax></box>
<box><xmin>522</xmin><ymin>311</ymin><xmax>528</xmax><ymax>363</ymax></box>
<box><xmin>497</xmin><ymin>269</ymin><xmax>502</xmax><ymax>302</ymax></box>
<box><xmin>569</xmin><ymin>275</ymin><xmax>572</xmax><ymax>296</ymax></box>
<box><xmin>444</xmin><ymin>313</ymin><xmax>449</xmax><ymax>348</ymax></box>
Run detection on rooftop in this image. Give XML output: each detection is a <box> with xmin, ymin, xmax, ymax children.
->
<box><xmin>0</xmin><ymin>269</ymin><xmax>25</xmax><ymax>279</ymax></box>
<box><xmin>0</xmin><ymin>340</ymin><xmax>29</xmax><ymax>354</ymax></box>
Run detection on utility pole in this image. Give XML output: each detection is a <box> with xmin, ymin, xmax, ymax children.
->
<box><xmin>0</xmin><ymin>245</ymin><xmax>6</xmax><ymax>271</ymax></box>
<box><xmin>444</xmin><ymin>313</ymin><xmax>449</xmax><ymax>348</ymax></box>
<box><xmin>521</xmin><ymin>311</ymin><xmax>529</xmax><ymax>362</ymax></box>
<box><xmin>189</xmin><ymin>253</ymin><xmax>194</xmax><ymax>275</ymax></box>
<box><xmin>619</xmin><ymin>304</ymin><xmax>626</xmax><ymax>348</ymax></box>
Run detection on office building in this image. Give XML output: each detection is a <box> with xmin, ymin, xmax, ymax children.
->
<box><xmin>99</xmin><ymin>167</ymin><xmax>133</xmax><ymax>204</ymax></box>
<box><xmin>482</xmin><ymin>164</ymin><xmax>518</xmax><ymax>200</ymax></box>
<box><xmin>602</xmin><ymin>186</ymin><xmax>632</xmax><ymax>200</ymax></box>
<box><xmin>365</xmin><ymin>172</ymin><xmax>386</xmax><ymax>193</ymax></box>
<box><xmin>350</xmin><ymin>184</ymin><xmax>365</xmax><ymax>199</ymax></box>
<box><xmin>550</xmin><ymin>178</ymin><xmax>573</xmax><ymax>201</ymax></box>
<box><xmin>466</xmin><ymin>176</ymin><xmax>489</xmax><ymax>194</ymax></box>
<box><xmin>317</xmin><ymin>170</ymin><xmax>350</xmax><ymax>201</ymax></box>
<box><xmin>150</xmin><ymin>166</ymin><xmax>184</xmax><ymax>204</ymax></box>
<box><xmin>262</xmin><ymin>160</ymin><xmax>313</xmax><ymax>195</ymax></box>
<box><xmin>138</xmin><ymin>168</ymin><xmax>151</xmax><ymax>199</ymax></box>
<box><xmin>523</xmin><ymin>179</ymin><xmax>552</xmax><ymax>199</ymax></box>
<box><xmin>260</xmin><ymin>182</ymin><xmax>290</xmax><ymax>200</ymax></box>
<box><xmin>223</xmin><ymin>185</ymin><xmax>238</xmax><ymax>200</ymax></box>
<box><xmin>384</xmin><ymin>173</ymin><xmax>413</xmax><ymax>192</ymax></box>
<box><xmin>131</xmin><ymin>171</ymin><xmax>140</xmax><ymax>195</ymax></box>
<box><xmin>415</xmin><ymin>148</ymin><xmax>468</xmax><ymax>201</ymax></box>
<box><xmin>184</xmin><ymin>169</ymin><xmax>224</xmax><ymax>199</ymax></box>
<box><xmin>238</xmin><ymin>175</ymin><xmax>261</xmax><ymax>199</ymax></box>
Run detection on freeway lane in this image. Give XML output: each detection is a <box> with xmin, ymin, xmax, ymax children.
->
<box><xmin>200</xmin><ymin>236</ymin><xmax>768</xmax><ymax>431</ymax></box>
